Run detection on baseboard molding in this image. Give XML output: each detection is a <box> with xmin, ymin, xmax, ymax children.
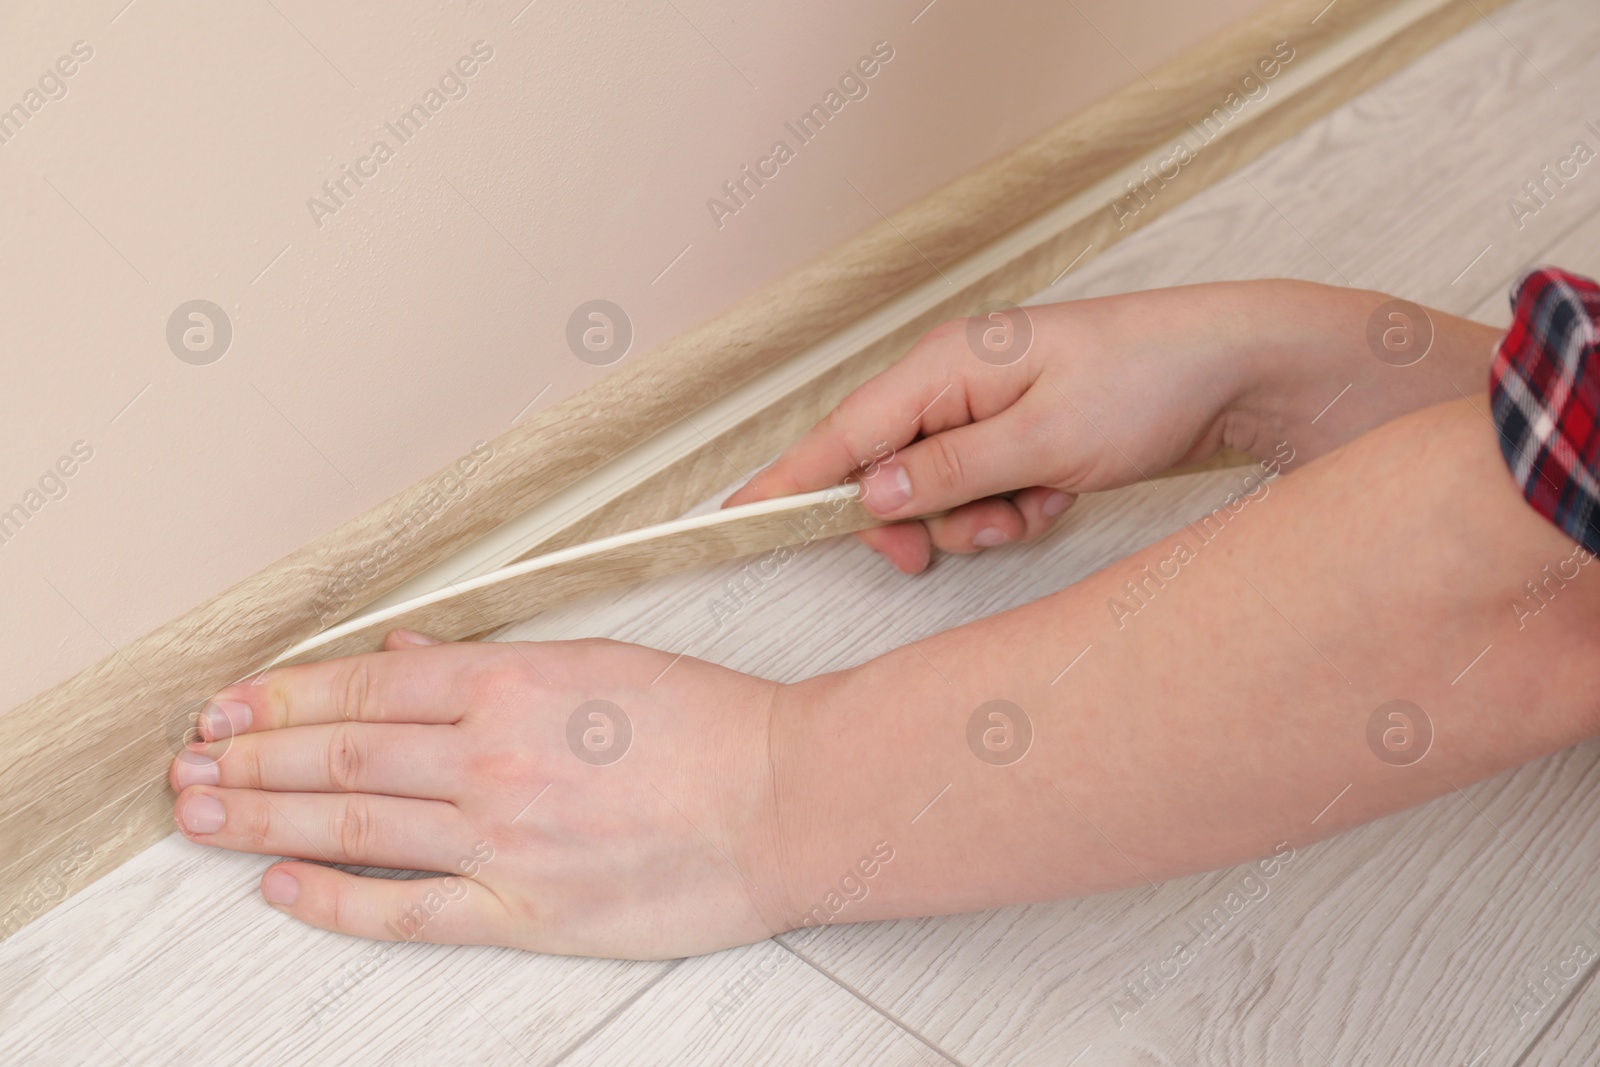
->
<box><xmin>0</xmin><ymin>0</ymin><xmax>1508</xmax><ymax>941</ymax></box>
<box><xmin>367</xmin><ymin>0</ymin><xmax>1509</xmax><ymax>603</ymax></box>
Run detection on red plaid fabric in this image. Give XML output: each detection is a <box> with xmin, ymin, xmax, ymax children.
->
<box><xmin>1490</xmin><ymin>268</ymin><xmax>1600</xmax><ymax>553</ymax></box>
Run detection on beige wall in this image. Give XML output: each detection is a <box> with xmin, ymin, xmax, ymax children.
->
<box><xmin>0</xmin><ymin>0</ymin><xmax>1271</xmax><ymax>710</ymax></box>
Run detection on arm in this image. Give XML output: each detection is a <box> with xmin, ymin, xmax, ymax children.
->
<box><xmin>168</xmin><ymin>286</ymin><xmax>1563</xmax><ymax>960</ymax></box>
<box><xmin>766</xmin><ymin>395</ymin><xmax>1600</xmax><ymax>920</ymax></box>
<box><xmin>728</xmin><ymin>280</ymin><xmax>1504</xmax><ymax>573</ymax></box>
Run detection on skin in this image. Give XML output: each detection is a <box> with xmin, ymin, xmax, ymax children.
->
<box><xmin>725</xmin><ymin>281</ymin><xmax>1499</xmax><ymax>571</ymax></box>
<box><xmin>170</xmin><ymin>280</ymin><xmax>1600</xmax><ymax>958</ymax></box>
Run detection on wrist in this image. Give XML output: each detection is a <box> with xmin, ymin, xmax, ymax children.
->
<box><xmin>764</xmin><ymin>667</ymin><xmax>929</xmax><ymax>928</ymax></box>
<box><xmin>760</xmin><ymin>675</ymin><xmax>834</xmax><ymax>931</ymax></box>
<box><xmin>1225</xmin><ymin>280</ymin><xmax>1504</xmax><ymax>465</ymax></box>
<box><xmin>706</xmin><ymin>673</ymin><xmax>818</xmax><ymax>938</ymax></box>
<box><xmin>1219</xmin><ymin>279</ymin><xmax>1367</xmax><ymax>459</ymax></box>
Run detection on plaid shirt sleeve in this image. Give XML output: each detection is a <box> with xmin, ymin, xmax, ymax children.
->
<box><xmin>1489</xmin><ymin>267</ymin><xmax>1600</xmax><ymax>554</ymax></box>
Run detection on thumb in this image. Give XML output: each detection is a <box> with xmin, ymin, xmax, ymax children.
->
<box><xmin>858</xmin><ymin>407</ymin><xmax>1049</xmax><ymax>519</ymax></box>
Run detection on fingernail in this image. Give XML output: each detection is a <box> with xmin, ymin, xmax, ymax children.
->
<box><xmin>1042</xmin><ymin>491</ymin><xmax>1072</xmax><ymax>519</ymax></box>
<box><xmin>973</xmin><ymin>527</ymin><xmax>1011</xmax><ymax>548</ymax></box>
<box><xmin>172</xmin><ymin>750</ymin><xmax>219</xmax><ymax>788</ymax></box>
<box><xmin>391</xmin><ymin>628</ymin><xmax>442</xmax><ymax>647</ymax></box>
<box><xmin>199</xmin><ymin>700</ymin><xmax>252</xmax><ymax>741</ymax></box>
<box><xmin>180</xmin><ymin>794</ymin><xmax>225</xmax><ymax>835</ymax></box>
<box><xmin>262</xmin><ymin>868</ymin><xmax>300</xmax><ymax>906</ymax></box>
<box><xmin>862</xmin><ymin>463</ymin><xmax>912</xmax><ymax>514</ymax></box>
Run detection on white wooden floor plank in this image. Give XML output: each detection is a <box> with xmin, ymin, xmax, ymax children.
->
<box><xmin>1237</xmin><ymin>0</ymin><xmax>1600</xmax><ymax>315</ymax></box>
<box><xmin>1036</xmin><ymin>0</ymin><xmax>1600</xmax><ymax>324</ymax></box>
<box><xmin>556</xmin><ymin>949</ymin><xmax>954</xmax><ymax>1067</ymax></box>
<box><xmin>1466</xmin><ymin>201</ymin><xmax>1600</xmax><ymax>327</ymax></box>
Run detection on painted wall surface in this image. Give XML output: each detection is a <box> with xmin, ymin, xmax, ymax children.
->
<box><xmin>0</xmin><ymin>0</ymin><xmax>1271</xmax><ymax>711</ymax></box>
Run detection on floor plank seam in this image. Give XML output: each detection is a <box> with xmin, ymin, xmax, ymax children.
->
<box><xmin>1458</xmin><ymin>202</ymin><xmax>1600</xmax><ymax>324</ymax></box>
<box><xmin>776</xmin><ymin>939</ymin><xmax>968</xmax><ymax>1067</ymax></box>
<box><xmin>1509</xmin><ymin>950</ymin><xmax>1600</xmax><ymax>1066</ymax></box>
<box><xmin>538</xmin><ymin>958</ymin><xmax>685</xmax><ymax>1067</ymax></box>
<box><xmin>1514</xmin><ymin>195</ymin><xmax>1600</xmax><ymax>280</ymax></box>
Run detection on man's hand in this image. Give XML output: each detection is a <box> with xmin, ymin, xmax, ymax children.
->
<box><xmin>170</xmin><ymin>633</ymin><xmax>797</xmax><ymax>959</ymax></box>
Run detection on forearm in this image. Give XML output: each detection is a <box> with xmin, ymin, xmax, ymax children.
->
<box><xmin>769</xmin><ymin>396</ymin><xmax>1600</xmax><ymax>923</ymax></box>
<box><xmin>1223</xmin><ymin>279</ymin><xmax>1504</xmax><ymax>466</ymax></box>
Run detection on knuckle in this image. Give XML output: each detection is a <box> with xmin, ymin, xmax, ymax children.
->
<box><xmin>335</xmin><ymin>794</ymin><xmax>378</xmax><ymax>859</ymax></box>
<box><xmin>922</xmin><ymin>318</ymin><xmax>965</xmax><ymax>350</ymax></box>
<box><xmin>467</xmin><ymin>748</ymin><xmax>535</xmax><ymax>794</ymax></box>
<box><xmin>922</xmin><ymin>434</ymin><xmax>967</xmax><ymax>495</ymax></box>
<box><xmin>238</xmin><ymin>738</ymin><xmax>265</xmax><ymax>788</ymax></box>
<box><xmin>815</xmin><ymin>410</ymin><xmax>867</xmax><ymax>467</ymax></box>
<box><xmin>833</xmin><ymin>380</ymin><xmax>887</xmax><ymax>425</ymax></box>
<box><xmin>334</xmin><ymin>658</ymin><xmax>378</xmax><ymax>723</ymax></box>
<box><xmin>474</xmin><ymin>640</ymin><xmax>574</xmax><ymax>696</ymax></box>
<box><xmin>243</xmin><ymin>799</ymin><xmax>274</xmax><ymax>851</ymax></box>
<box><xmin>1013</xmin><ymin>400</ymin><xmax>1059</xmax><ymax>444</ymax></box>
<box><xmin>916</xmin><ymin>321</ymin><xmax>970</xmax><ymax>374</ymax></box>
<box><xmin>817</xmin><ymin>400</ymin><xmax>853</xmax><ymax>436</ymax></box>
<box><xmin>325</xmin><ymin>879</ymin><xmax>347</xmax><ymax>931</ymax></box>
<box><xmin>469</xmin><ymin>657</ymin><xmax>539</xmax><ymax>709</ymax></box>
<box><xmin>326</xmin><ymin>724</ymin><xmax>364</xmax><ymax>791</ymax></box>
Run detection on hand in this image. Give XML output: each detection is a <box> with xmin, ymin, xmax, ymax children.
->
<box><xmin>169</xmin><ymin>632</ymin><xmax>795</xmax><ymax>959</ymax></box>
<box><xmin>726</xmin><ymin>281</ymin><xmax>1501</xmax><ymax>573</ymax></box>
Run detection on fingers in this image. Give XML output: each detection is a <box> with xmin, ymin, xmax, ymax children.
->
<box><xmin>171</xmin><ymin>722</ymin><xmax>466</xmax><ymax>800</ymax></box>
<box><xmin>922</xmin><ymin>485</ymin><xmax>1076</xmax><ymax>554</ymax></box>
<box><xmin>174</xmin><ymin>786</ymin><xmax>475</xmax><ymax>873</ymax></box>
<box><xmin>856</xmin><ymin>525</ymin><xmax>932</xmax><ymax>575</ymax></box>
<box><xmin>260</xmin><ymin>861</ymin><xmax>507</xmax><ymax>945</ymax></box>
<box><xmin>198</xmin><ymin>643</ymin><xmax>480</xmax><ymax>741</ymax></box>
<box><xmin>724</xmin><ymin>320</ymin><xmax>1036</xmax><ymax>507</ymax></box>
<box><xmin>855</xmin><ymin>486</ymin><xmax>1077</xmax><ymax>573</ymax></box>
<box><xmin>722</xmin><ymin>367</ymin><xmax>939</xmax><ymax>506</ymax></box>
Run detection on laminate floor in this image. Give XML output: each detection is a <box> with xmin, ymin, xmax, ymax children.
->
<box><xmin>6</xmin><ymin>0</ymin><xmax>1600</xmax><ymax>1061</ymax></box>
